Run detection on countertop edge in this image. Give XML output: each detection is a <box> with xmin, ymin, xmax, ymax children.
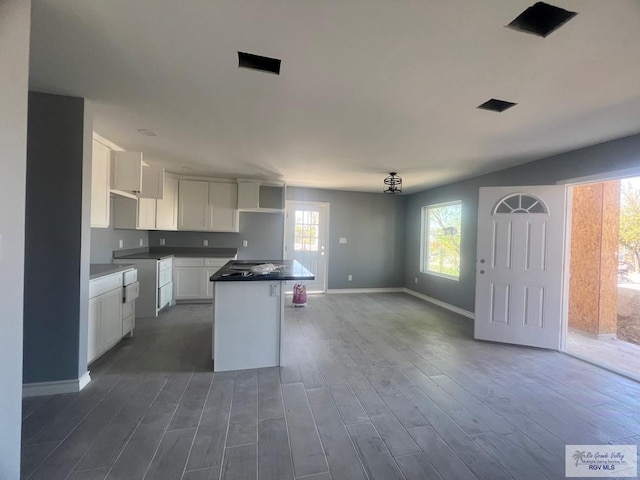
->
<box><xmin>90</xmin><ymin>264</ymin><xmax>136</xmax><ymax>280</ymax></box>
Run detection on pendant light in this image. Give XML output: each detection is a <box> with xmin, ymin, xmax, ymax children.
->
<box><xmin>383</xmin><ymin>172</ymin><xmax>402</xmax><ymax>194</ymax></box>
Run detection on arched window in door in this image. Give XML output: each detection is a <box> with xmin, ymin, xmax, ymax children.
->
<box><xmin>493</xmin><ymin>193</ymin><xmax>548</xmax><ymax>214</ymax></box>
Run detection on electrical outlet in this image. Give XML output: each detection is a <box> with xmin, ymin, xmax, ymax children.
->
<box><xmin>414</xmin><ymin>277</ymin><xmax>418</xmax><ymax>284</ymax></box>
<box><xmin>139</xmin><ymin>238</ymin><xmax>144</xmax><ymax>247</ymax></box>
<box><xmin>339</xmin><ymin>237</ymin><xmax>347</xmax><ymax>244</ymax></box>
<box><xmin>242</xmin><ymin>240</ymin><xmax>248</xmax><ymax>247</ymax></box>
<box><xmin>203</xmin><ymin>239</ymin><xmax>209</xmax><ymax>246</ymax></box>
<box><xmin>348</xmin><ymin>274</ymin><xmax>353</xmax><ymax>281</ymax></box>
<box><xmin>119</xmin><ymin>239</ymin><xmax>124</xmax><ymax>248</ymax></box>
<box><xmin>160</xmin><ymin>238</ymin><xmax>165</xmax><ymax>246</ymax></box>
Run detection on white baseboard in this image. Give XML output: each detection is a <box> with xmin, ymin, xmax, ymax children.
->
<box><xmin>326</xmin><ymin>288</ymin><xmax>405</xmax><ymax>294</ymax></box>
<box><xmin>23</xmin><ymin>371</ymin><xmax>92</xmax><ymax>398</ymax></box>
<box><xmin>403</xmin><ymin>288</ymin><xmax>475</xmax><ymax>319</ymax></box>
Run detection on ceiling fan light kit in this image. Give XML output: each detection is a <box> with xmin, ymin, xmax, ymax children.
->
<box><xmin>383</xmin><ymin>172</ymin><xmax>402</xmax><ymax>194</ymax></box>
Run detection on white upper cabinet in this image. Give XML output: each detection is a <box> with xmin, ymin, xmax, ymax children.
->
<box><xmin>140</xmin><ymin>165</ymin><xmax>164</xmax><ymax>199</ymax></box>
<box><xmin>156</xmin><ymin>174</ymin><xmax>178</xmax><ymax>230</ymax></box>
<box><xmin>111</xmin><ymin>151</ymin><xmax>143</xmax><ymax>192</ymax></box>
<box><xmin>178</xmin><ymin>180</ymin><xmax>210</xmax><ymax>231</ymax></box>
<box><xmin>91</xmin><ymin>139</ymin><xmax>111</xmax><ymax>228</ymax></box>
<box><xmin>178</xmin><ymin>180</ymin><xmax>238</xmax><ymax>232</ymax></box>
<box><xmin>237</xmin><ymin>179</ymin><xmax>284</xmax><ymax>212</ymax></box>
<box><xmin>112</xmin><ymin>196</ymin><xmax>156</xmax><ymax>230</ymax></box>
<box><xmin>209</xmin><ymin>182</ymin><xmax>238</xmax><ymax>232</ymax></box>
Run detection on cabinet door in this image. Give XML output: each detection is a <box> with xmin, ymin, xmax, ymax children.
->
<box><xmin>156</xmin><ymin>175</ymin><xmax>178</xmax><ymax>230</ymax></box>
<box><xmin>138</xmin><ymin>197</ymin><xmax>157</xmax><ymax>230</ymax></box>
<box><xmin>178</xmin><ymin>180</ymin><xmax>209</xmax><ymax>230</ymax></box>
<box><xmin>175</xmin><ymin>267</ymin><xmax>206</xmax><ymax>299</ymax></box>
<box><xmin>101</xmin><ymin>288</ymin><xmax>123</xmax><ymax>351</ymax></box>
<box><xmin>87</xmin><ymin>296</ymin><xmax>100</xmax><ymax>363</ymax></box>
<box><xmin>91</xmin><ymin>140</ymin><xmax>111</xmax><ymax>228</ymax></box>
<box><xmin>209</xmin><ymin>182</ymin><xmax>239</xmax><ymax>232</ymax></box>
<box><xmin>158</xmin><ymin>282</ymin><xmax>173</xmax><ymax>309</ymax></box>
<box><xmin>140</xmin><ymin>165</ymin><xmax>164</xmax><ymax>199</ymax></box>
<box><xmin>111</xmin><ymin>151</ymin><xmax>142</xmax><ymax>192</ymax></box>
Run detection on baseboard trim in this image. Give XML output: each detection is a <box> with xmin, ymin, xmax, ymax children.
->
<box><xmin>326</xmin><ymin>288</ymin><xmax>405</xmax><ymax>294</ymax></box>
<box><xmin>403</xmin><ymin>288</ymin><xmax>475</xmax><ymax>319</ymax></box>
<box><xmin>23</xmin><ymin>371</ymin><xmax>92</xmax><ymax>398</ymax></box>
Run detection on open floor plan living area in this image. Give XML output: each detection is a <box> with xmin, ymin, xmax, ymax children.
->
<box><xmin>3</xmin><ymin>1</ymin><xmax>640</xmax><ymax>478</ymax></box>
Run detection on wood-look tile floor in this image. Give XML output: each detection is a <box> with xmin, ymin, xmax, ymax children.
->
<box><xmin>21</xmin><ymin>294</ymin><xmax>640</xmax><ymax>480</ymax></box>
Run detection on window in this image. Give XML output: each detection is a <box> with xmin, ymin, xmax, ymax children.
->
<box><xmin>421</xmin><ymin>201</ymin><xmax>462</xmax><ymax>280</ymax></box>
<box><xmin>294</xmin><ymin>209</ymin><xmax>319</xmax><ymax>251</ymax></box>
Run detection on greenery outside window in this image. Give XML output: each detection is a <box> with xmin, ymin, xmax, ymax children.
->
<box><xmin>421</xmin><ymin>201</ymin><xmax>462</xmax><ymax>280</ymax></box>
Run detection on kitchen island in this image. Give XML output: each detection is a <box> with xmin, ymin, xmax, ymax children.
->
<box><xmin>210</xmin><ymin>260</ymin><xmax>314</xmax><ymax>372</ymax></box>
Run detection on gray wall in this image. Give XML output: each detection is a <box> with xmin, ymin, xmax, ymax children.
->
<box><xmin>0</xmin><ymin>0</ymin><xmax>30</xmax><ymax>475</ymax></box>
<box><xmin>148</xmin><ymin>212</ymin><xmax>284</xmax><ymax>260</ymax></box>
<box><xmin>287</xmin><ymin>187</ymin><xmax>406</xmax><ymax>289</ymax></box>
<box><xmin>23</xmin><ymin>92</ymin><xmax>89</xmax><ymax>384</ymax></box>
<box><xmin>405</xmin><ymin>133</ymin><xmax>640</xmax><ymax>313</ymax></box>
<box><xmin>90</xmin><ymin>198</ymin><xmax>150</xmax><ymax>263</ymax></box>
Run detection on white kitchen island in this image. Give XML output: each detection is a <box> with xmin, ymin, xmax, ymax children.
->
<box><xmin>210</xmin><ymin>260</ymin><xmax>314</xmax><ymax>372</ymax></box>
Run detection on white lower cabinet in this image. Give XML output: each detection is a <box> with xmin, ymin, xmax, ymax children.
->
<box><xmin>88</xmin><ymin>281</ymin><xmax>123</xmax><ymax>364</ymax></box>
<box><xmin>88</xmin><ymin>268</ymin><xmax>138</xmax><ymax>365</ymax></box>
<box><xmin>174</xmin><ymin>257</ymin><xmax>234</xmax><ymax>301</ymax></box>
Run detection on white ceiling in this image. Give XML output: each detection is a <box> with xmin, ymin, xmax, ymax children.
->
<box><xmin>29</xmin><ymin>1</ymin><xmax>640</xmax><ymax>193</ymax></box>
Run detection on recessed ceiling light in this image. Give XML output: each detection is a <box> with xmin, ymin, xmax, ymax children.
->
<box><xmin>137</xmin><ymin>128</ymin><xmax>158</xmax><ymax>137</ymax></box>
<box><xmin>477</xmin><ymin>99</ymin><xmax>518</xmax><ymax>113</ymax></box>
<box><xmin>506</xmin><ymin>2</ymin><xmax>577</xmax><ymax>38</ymax></box>
<box><xmin>238</xmin><ymin>52</ymin><xmax>281</xmax><ymax>75</ymax></box>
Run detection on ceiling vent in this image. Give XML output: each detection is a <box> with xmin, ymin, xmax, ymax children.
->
<box><xmin>506</xmin><ymin>2</ymin><xmax>577</xmax><ymax>38</ymax></box>
<box><xmin>238</xmin><ymin>52</ymin><xmax>281</xmax><ymax>75</ymax></box>
<box><xmin>477</xmin><ymin>99</ymin><xmax>518</xmax><ymax>113</ymax></box>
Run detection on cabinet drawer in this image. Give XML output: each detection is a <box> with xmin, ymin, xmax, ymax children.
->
<box><xmin>158</xmin><ymin>268</ymin><xmax>172</xmax><ymax>287</ymax></box>
<box><xmin>123</xmin><ymin>269</ymin><xmax>137</xmax><ymax>285</ymax></box>
<box><xmin>174</xmin><ymin>257</ymin><xmax>205</xmax><ymax>267</ymax></box>
<box><xmin>122</xmin><ymin>300</ymin><xmax>135</xmax><ymax>319</ymax></box>
<box><xmin>124</xmin><ymin>281</ymin><xmax>139</xmax><ymax>303</ymax></box>
<box><xmin>122</xmin><ymin>312</ymin><xmax>135</xmax><ymax>334</ymax></box>
<box><xmin>89</xmin><ymin>274</ymin><xmax>123</xmax><ymax>298</ymax></box>
<box><xmin>204</xmin><ymin>257</ymin><xmax>234</xmax><ymax>267</ymax></box>
<box><xmin>158</xmin><ymin>258</ymin><xmax>173</xmax><ymax>272</ymax></box>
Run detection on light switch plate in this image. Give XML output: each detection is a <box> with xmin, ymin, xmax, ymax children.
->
<box><xmin>242</xmin><ymin>240</ymin><xmax>248</xmax><ymax>247</ymax></box>
<box><xmin>160</xmin><ymin>238</ymin><xmax>165</xmax><ymax>246</ymax></box>
<box><xmin>119</xmin><ymin>239</ymin><xmax>124</xmax><ymax>248</ymax></box>
<box><xmin>139</xmin><ymin>238</ymin><xmax>144</xmax><ymax>246</ymax></box>
<box><xmin>203</xmin><ymin>239</ymin><xmax>209</xmax><ymax>246</ymax></box>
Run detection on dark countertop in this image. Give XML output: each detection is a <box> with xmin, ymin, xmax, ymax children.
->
<box><xmin>210</xmin><ymin>260</ymin><xmax>315</xmax><ymax>282</ymax></box>
<box><xmin>90</xmin><ymin>263</ymin><xmax>135</xmax><ymax>280</ymax></box>
<box><xmin>113</xmin><ymin>247</ymin><xmax>238</xmax><ymax>261</ymax></box>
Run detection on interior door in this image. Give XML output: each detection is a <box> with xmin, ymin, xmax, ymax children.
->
<box><xmin>284</xmin><ymin>202</ymin><xmax>328</xmax><ymax>292</ymax></box>
<box><xmin>474</xmin><ymin>186</ymin><xmax>567</xmax><ymax>349</ymax></box>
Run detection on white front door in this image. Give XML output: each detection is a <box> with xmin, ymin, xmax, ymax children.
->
<box><xmin>474</xmin><ymin>186</ymin><xmax>567</xmax><ymax>349</ymax></box>
<box><xmin>285</xmin><ymin>201</ymin><xmax>329</xmax><ymax>292</ymax></box>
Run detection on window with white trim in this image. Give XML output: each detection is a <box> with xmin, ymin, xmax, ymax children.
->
<box><xmin>421</xmin><ymin>201</ymin><xmax>462</xmax><ymax>280</ymax></box>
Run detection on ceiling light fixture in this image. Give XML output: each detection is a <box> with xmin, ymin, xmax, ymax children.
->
<box><xmin>383</xmin><ymin>172</ymin><xmax>402</xmax><ymax>194</ymax></box>
<box><xmin>137</xmin><ymin>128</ymin><xmax>157</xmax><ymax>137</ymax></box>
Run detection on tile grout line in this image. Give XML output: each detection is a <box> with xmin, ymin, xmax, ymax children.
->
<box><xmin>218</xmin><ymin>370</ymin><xmax>236</xmax><ymax>480</ymax></box>
<box><xmin>180</xmin><ymin>372</ymin><xmax>215</xmax><ymax>480</ymax></box>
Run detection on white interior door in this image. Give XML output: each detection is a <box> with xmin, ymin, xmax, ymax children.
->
<box><xmin>474</xmin><ymin>186</ymin><xmax>567</xmax><ymax>349</ymax></box>
<box><xmin>285</xmin><ymin>202</ymin><xmax>328</xmax><ymax>292</ymax></box>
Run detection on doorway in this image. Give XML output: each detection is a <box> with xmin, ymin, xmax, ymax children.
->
<box><xmin>564</xmin><ymin>175</ymin><xmax>640</xmax><ymax>380</ymax></box>
<box><xmin>284</xmin><ymin>201</ymin><xmax>329</xmax><ymax>293</ymax></box>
